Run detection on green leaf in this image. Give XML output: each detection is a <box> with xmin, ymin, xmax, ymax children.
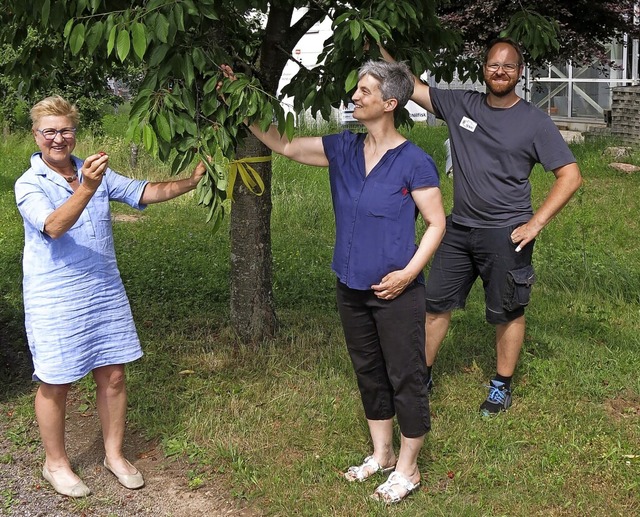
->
<box><xmin>285</xmin><ymin>111</ymin><xmax>295</xmax><ymax>142</ymax></box>
<box><xmin>181</xmin><ymin>87</ymin><xmax>196</xmax><ymax>116</ymax></box>
<box><xmin>117</xmin><ymin>28</ymin><xmax>131</xmax><ymax>62</ymax></box>
<box><xmin>86</xmin><ymin>21</ymin><xmax>105</xmax><ymax>55</ymax></box>
<box><xmin>154</xmin><ymin>112</ymin><xmax>172</xmax><ymax>142</ymax></box>
<box><xmin>69</xmin><ymin>23</ymin><xmax>86</xmax><ymax>55</ymax></box>
<box><xmin>349</xmin><ymin>20</ymin><xmax>361</xmax><ymax>41</ymax></box>
<box><xmin>142</xmin><ymin>124</ymin><xmax>158</xmax><ymax>156</ymax></box>
<box><xmin>173</xmin><ymin>2</ymin><xmax>185</xmax><ymax>31</ymax></box>
<box><xmin>107</xmin><ymin>25</ymin><xmax>117</xmax><ymax>57</ymax></box>
<box><xmin>362</xmin><ymin>21</ymin><xmax>380</xmax><ymax>43</ymax></box>
<box><xmin>182</xmin><ymin>54</ymin><xmax>195</xmax><ymax>87</ymax></box>
<box><xmin>149</xmin><ymin>44</ymin><xmax>170</xmax><ymax>68</ymax></box>
<box><xmin>132</xmin><ymin>22</ymin><xmax>147</xmax><ymax>60</ymax></box>
<box><xmin>63</xmin><ymin>19</ymin><xmax>74</xmax><ymax>39</ymax></box>
<box><xmin>345</xmin><ymin>69</ymin><xmax>359</xmax><ymax>93</ymax></box>
<box><xmin>41</xmin><ymin>0</ymin><xmax>50</xmax><ymax>27</ymax></box>
<box><xmin>192</xmin><ymin>47</ymin><xmax>206</xmax><ymax>72</ymax></box>
<box><xmin>333</xmin><ymin>12</ymin><xmax>352</xmax><ymax>27</ymax></box>
<box><xmin>200</xmin><ymin>4</ymin><xmax>219</xmax><ymax>20</ymax></box>
<box><xmin>203</xmin><ymin>76</ymin><xmax>219</xmax><ymax>95</ymax></box>
<box><xmin>155</xmin><ymin>13</ymin><xmax>170</xmax><ymax>43</ymax></box>
<box><xmin>171</xmin><ymin>149</ymin><xmax>195</xmax><ymax>175</ymax></box>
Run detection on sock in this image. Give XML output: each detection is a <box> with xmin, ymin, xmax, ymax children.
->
<box><xmin>494</xmin><ymin>373</ymin><xmax>512</xmax><ymax>390</ymax></box>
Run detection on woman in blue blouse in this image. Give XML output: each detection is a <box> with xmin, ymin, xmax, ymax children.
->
<box><xmin>15</xmin><ymin>96</ymin><xmax>205</xmax><ymax>497</ymax></box>
<box><xmin>223</xmin><ymin>61</ymin><xmax>445</xmax><ymax>503</ymax></box>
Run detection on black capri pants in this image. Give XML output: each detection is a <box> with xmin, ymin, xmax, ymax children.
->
<box><xmin>336</xmin><ymin>279</ymin><xmax>430</xmax><ymax>438</ymax></box>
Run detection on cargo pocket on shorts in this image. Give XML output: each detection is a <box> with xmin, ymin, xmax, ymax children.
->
<box><xmin>503</xmin><ymin>265</ymin><xmax>536</xmax><ymax>312</ymax></box>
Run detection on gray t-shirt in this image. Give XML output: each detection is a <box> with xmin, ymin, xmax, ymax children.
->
<box><xmin>430</xmin><ymin>88</ymin><xmax>576</xmax><ymax>228</ymax></box>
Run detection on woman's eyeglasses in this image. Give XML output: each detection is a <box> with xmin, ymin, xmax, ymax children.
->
<box><xmin>37</xmin><ymin>128</ymin><xmax>77</xmax><ymax>140</ymax></box>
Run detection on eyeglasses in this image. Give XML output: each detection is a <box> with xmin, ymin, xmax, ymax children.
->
<box><xmin>485</xmin><ymin>63</ymin><xmax>520</xmax><ymax>73</ymax></box>
<box><xmin>36</xmin><ymin>127</ymin><xmax>77</xmax><ymax>140</ymax></box>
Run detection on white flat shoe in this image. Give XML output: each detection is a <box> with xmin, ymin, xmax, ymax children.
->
<box><xmin>371</xmin><ymin>471</ymin><xmax>420</xmax><ymax>504</ymax></box>
<box><xmin>42</xmin><ymin>464</ymin><xmax>91</xmax><ymax>497</ymax></box>
<box><xmin>344</xmin><ymin>455</ymin><xmax>395</xmax><ymax>482</ymax></box>
<box><xmin>103</xmin><ymin>457</ymin><xmax>145</xmax><ymax>489</ymax></box>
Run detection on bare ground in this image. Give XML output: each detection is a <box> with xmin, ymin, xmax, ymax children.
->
<box><xmin>0</xmin><ymin>389</ymin><xmax>262</xmax><ymax>517</ymax></box>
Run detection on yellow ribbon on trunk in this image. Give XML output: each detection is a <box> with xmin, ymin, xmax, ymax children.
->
<box><xmin>228</xmin><ymin>156</ymin><xmax>272</xmax><ymax>199</ymax></box>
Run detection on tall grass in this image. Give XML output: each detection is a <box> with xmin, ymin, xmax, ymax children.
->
<box><xmin>1</xmin><ymin>119</ymin><xmax>638</xmax><ymax>516</ymax></box>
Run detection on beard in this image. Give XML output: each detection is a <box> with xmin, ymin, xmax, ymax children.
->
<box><xmin>485</xmin><ymin>73</ymin><xmax>519</xmax><ymax>97</ymax></box>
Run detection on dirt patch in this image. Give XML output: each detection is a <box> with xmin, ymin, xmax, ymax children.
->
<box><xmin>112</xmin><ymin>213</ymin><xmax>143</xmax><ymax>223</ymax></box>
<box><xmin>604</xmin><ymin>391</ymin><xmax>640</xmax><ymax>421</ymax></box>
<box><xmin>0</xmin><ymin>390</ymin><xmax>261</xmax><ymax>516</ymax></box>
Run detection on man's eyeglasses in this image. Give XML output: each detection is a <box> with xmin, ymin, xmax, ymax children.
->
<box><xmin>37</xmin><ymin>128</ymin><xmax>77</xmax><ymax>140</ymax></box>
<box><xmin>485</xmin><ymin>63</ymin><xmax>520</xmax><ymax>73</ymax></box>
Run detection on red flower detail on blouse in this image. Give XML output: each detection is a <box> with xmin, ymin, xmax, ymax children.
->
<box><xmin>401</xmin><ymin>187</ymin><xmax>409</xmax><ymax>196</ymax></box>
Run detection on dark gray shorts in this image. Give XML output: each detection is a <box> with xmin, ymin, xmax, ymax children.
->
<box><xmin>425</xmin><ymin>217</ymin><xmax>535</xmax><ymax>325</ymax></box>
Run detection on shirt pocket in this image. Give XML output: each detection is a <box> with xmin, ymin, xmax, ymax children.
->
<box><xmin>88</xmin><ymin>189</ymin><xmax>113</xmax><ymax>246</ymax></box>
<box><xmin>365</xmin><ymin>182</ymin><xmax>407</xmax><ymax>221</ymax></box>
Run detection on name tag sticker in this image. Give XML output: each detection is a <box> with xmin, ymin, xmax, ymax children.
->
<box><xmin>459</xmin><ymin>116</ymin><xmax>477</xmax><ymax>132</ymax></box>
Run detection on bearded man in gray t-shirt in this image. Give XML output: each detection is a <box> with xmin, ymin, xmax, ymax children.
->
<box><xmin>382</xmin><ymin>37</ymin><xmax>583</xmax><ymax>415</ymax></box>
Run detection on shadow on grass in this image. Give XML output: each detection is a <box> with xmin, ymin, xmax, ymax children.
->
<box><xmin>0</xmin><ymin>299</ymin><xmax>32</xmax><ymax>402</ymax></box>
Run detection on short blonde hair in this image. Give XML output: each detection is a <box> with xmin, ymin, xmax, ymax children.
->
<box><xmin>30</xmin><ymin>95</ymin><xmax>80</xmax><ymax>129</ymax></box>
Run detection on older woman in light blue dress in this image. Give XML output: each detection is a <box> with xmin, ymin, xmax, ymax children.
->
<box><xmin>15</xmin><ymin>95</ymin><xmax>205</xmax><ymax>498</ymax></box>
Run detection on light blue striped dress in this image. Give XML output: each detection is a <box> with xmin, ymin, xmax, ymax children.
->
<box><xmin>15</xmin><ymin>153</ymin><xmax>149</xmax><ymax>384</ymax></box>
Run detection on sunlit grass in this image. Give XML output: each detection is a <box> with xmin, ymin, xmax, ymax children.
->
<box><xmin>1</xmin><ymin>121</ymin><xmax>638</xmax><ymax>515</ymax></box>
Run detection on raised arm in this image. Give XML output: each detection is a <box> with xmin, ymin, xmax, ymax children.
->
<box><xmin>246</xmin><ymin>123</ymin><xmax>328</xmax><ymax>167</ymax></box>
<box><xmin>219</xmin><ymin>64</ymin><xmax>328</xmax><ymax>167</ymax></box>
<box><xmin>378</xmin><ymin>46</ymin><xmax>435</xmax><ymax>114</ymax></box>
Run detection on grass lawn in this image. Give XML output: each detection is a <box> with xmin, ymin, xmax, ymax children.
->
<box><xmin>0</xmin><ymin>120</ymin><xmax>639</xmax><ymax>516</ymax></box>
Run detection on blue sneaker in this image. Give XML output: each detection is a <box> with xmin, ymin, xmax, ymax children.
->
<box><xmin>479</xmin><ymin>380</ymin><xmax>512</xmax><ymax>416</ymax></box>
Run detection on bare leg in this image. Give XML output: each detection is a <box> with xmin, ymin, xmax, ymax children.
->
<box><xmin>395</xmin><ymin>433</ymin><xmax>424</xmax><ymax>485</ymax></box>
<box><xmin>372</xmin><ymin>432</ymin><xmax>424</xmax><ymax>502</ymax></box>
<box><xmin>93</xmin><ymin>364</ymin><xmax>137</xmax><ymax>476</ymax></box>
<box><xmin>366</xmin><ymin>418</ymin><xmax>396</xmax><ymax>469</ymax></box>
<box><xmin>495</xmin><ymin>315</ymin><xmax>525</xmax><ymax>377</ymax></box>
<box><xmin>36</xmin><ymin>382</ymin><xmax>83</xmax><ymax>486</ymax></box>
<box><xmin>425</xmin><ymin>311</ymin><xmax>452</xmax><ymax>366</ymax></box>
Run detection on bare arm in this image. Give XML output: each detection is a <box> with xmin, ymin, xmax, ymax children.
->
<box><xmin>378</xmin><ymin>45</ymin><xmax>435</xmax><ymax>114</ymax></box>
<box><xmin>371</xmin><ymin>186</ymin><xmax>446</xmax><ymax>299</ymax></box>
<box><xmin>43</xmin><ymin>153</ymin><xmax>108</xmax><ymax>239</ymax></box>
<box><xmin>140</xmin><ymin>161</ymin><xmax>205</xmax><ymax>204</ymax></box>
<box><xmin>219</xmin><ymin>64</ymin><xmax>328</xmax><ymax>167</ymax></box>
<box><xmin>247</xmin><ymin>123</ymin><xmax>329</xmax><ymax>167</ymax></box>
<box><xmin>511</xmin><ymin>162</ymin><xmax>583</xmax><ymax>251</ymax></box>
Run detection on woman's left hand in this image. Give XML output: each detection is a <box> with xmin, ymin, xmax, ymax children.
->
<box><xmin>371</xmin><ymin>270</ymin><xmax>414</xmax><ymax>300</ymax></box>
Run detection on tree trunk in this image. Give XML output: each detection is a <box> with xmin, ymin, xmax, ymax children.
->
<box><xmin>229</xmin><ymin>134</ymin><xmax>278</xmax><ymax>343</ymax></box>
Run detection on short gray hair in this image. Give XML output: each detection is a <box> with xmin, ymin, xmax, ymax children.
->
<box><xmin>358</xmin><ymin>60</ymin><xmax>414</xmax><ymax>109</ymax></box>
